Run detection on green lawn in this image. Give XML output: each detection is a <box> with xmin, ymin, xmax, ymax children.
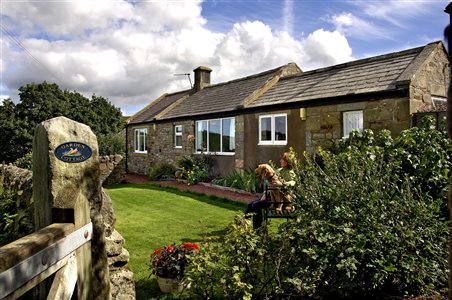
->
<box><xmin>105</xmin><ymin>183</ymin><xmax>247</xmax><ymax>299</ymax></box>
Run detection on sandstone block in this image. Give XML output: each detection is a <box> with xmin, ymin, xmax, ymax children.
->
<box><xmin>108</xmin><ymin>248</ymin><xmax>130</xmax><ymax>270</ymax></box>
<box><xmin>110</xmin><ymin>269</ymin><xmax>136</xmax><ymax>300</ymax></box>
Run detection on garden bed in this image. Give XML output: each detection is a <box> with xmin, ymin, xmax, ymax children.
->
<box><xmin>156</xmin><ymin>180</ymin><xmax>257</xmax><ymax>204</ymax></box>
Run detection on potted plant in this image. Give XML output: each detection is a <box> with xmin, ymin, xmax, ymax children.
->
<box><xmin>149</xmin><ymin>243</ymin><xmax>199</xmax><ymax>293</ymax></box>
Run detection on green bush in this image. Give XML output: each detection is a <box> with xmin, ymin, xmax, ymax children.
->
<box><xmin>148</xmin><ymin>162</ymin><xmax>177</xmax><ymax>181</ymax></box>
<box><xmin>281</xmin><ymin>147</ymin><xmax>448</xmax><ymax>298</ymax></box>
<box><xmin>336</xmin><ymin>117</ymin><xmax>452</xmax><ymax>215</ymax></box>
<box><xmin>0</xmin><ymin>166</ymin><xmax>34</xmax><ymax>246</ymax></box>
<box><xmin>186</xmin><ymin>215</ymin><xmax>285</xmax><ymax>299</ymax></box>
<box><xmin>177</xmin><ymin>154</ymin><xmax>215</xmax><ymax>184</ymax></box>
<box><xmin>98</xmin><ymin>132</ymin><xmax>126</xmax><ymax>156</ymax></box>
<box><xmin>13</xmin><ymin>152</ymin><xmax>33</xmax><ymax>170</ymax></box>
<box><xmin>186</xmin><ymin>124</ymin><xmax>450</xmax><ymax>298</ymax></box>
<box><xmin>212</xmin><ymin>168</ymin><xmax>262</xmax><ymax>193</ymax></box>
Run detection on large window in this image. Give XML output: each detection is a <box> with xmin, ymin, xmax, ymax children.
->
<box><xmin>196</xmin><ymin>118</ymin><xmax>235</xmax><ymax>154</ymax></box>
<box><xmin>174</xmin><ymin>125</ymin><xmax>182</xmax><ymax>148</ymax></box>
<box><xmin>259</xmin><ymin>113</ymin><xmax>287</xmax><ymax>145</ymax></box>
<box><xmin>343</xmin><ymin>111</ymin><xmax>363</xmax><ymax>138</ymax></box>
<box><xmin>134</xmin><ymin>127</ymin><xmax>148</xmax><ymax>153</ymax></box>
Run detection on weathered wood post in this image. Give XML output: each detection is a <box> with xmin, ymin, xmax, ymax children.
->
<box><xmin>33</xmin><ymin>116</ymin><xmax>110</xmax><ymax>299</ymax></box>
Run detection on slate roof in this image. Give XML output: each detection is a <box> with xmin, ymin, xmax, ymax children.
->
<box><xmin>248</xmin><ymin>42</ymin><xmax>441</xmax><ymax>108</ymax></box>
<box><xmin>128</xmin><ymin>41</ymin><xmax>443</xmax><ymax>124</ymax></box>
<box><xmin>128</xmin><ymin>90</ymin><xmax>189</xmax><ymax>124</ymax></box>
<box><xmin>157</xmin><ymin>64</ymin><xmax>297</xmax><ymax>120</ymax></box>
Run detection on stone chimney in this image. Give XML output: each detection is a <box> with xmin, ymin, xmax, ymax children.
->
<box><xmin>193</xmin><ymin>66</ymin><xmax>212</xmax><ymax>92</ymax></box>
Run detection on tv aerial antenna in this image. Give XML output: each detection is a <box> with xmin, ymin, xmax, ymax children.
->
<box><xmin>174</xmin><ymin>73</ymin><xmax>193</xmax><ymax>88</ymax></box>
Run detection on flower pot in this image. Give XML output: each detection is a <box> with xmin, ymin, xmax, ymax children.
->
<box><xmin>157</xmin><ymin>276</ymin><xmax>187</xmax><ymax>293</ymax></box>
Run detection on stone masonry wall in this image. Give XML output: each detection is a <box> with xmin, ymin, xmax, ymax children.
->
<box><xmin>149</xmin><ymin>120</ymin><xmax>195</xmax><ymax>167</ymax></box>
<box><xmin>410</xmin><ymin>44</ymin><xmax>450</xmax><ymax>113</ymax></box>
<box><xmin>234</xmin><ymin>115</ymin><xmax>245</xmax><ymax>170</ymax></box>
<box><xmin>99</xmin><ymin>155</ymin><xmax>126</xmax><ymax>185</ymax></box>
<box><xmin>305</xmin><ymin>97</ymin><xmax>410</xmax><ymax>153</ymax></box>
<box><xmin>127</xmin><ymin>125</ymin><xmax>152</xmax><ymax>175</ymax></box>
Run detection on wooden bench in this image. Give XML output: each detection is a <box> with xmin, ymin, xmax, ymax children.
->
<box><xmin>263</xmin><ymin>185</ymin><xmax>296</xmax><ymax>221</ymax></box>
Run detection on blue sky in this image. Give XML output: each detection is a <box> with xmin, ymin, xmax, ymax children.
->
<box><xmin>1</xmin><ymin>0</ymin><xmax>450</xmax><ymax>116</ymax></box>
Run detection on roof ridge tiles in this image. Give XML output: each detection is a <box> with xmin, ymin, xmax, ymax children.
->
<box><xmin>201</xmin><ymin>62</ymin><xmax>296</xmax><ymax>90</ymax></box>
<box><xmin>278</xmin><ymin>42</ymin><xmax>441</xmax><ymax>81</ymax></box>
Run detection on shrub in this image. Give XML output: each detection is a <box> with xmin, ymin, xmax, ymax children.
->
<box><xmin>13</xmin><ymin>152</ymin><xmax>33</xmax><ymax>170</ymax></box>
<box><xmin>280</xmin><ymin>147</ymin><xmax>448</xmax><ymax>298</ymax></box>
<box><xmin>186</xmin><ymin>215</ymin><xmax>286</xmax><ymax>299</ymax></box>
<box><xmin>98</xmin><ymin>132</ymin><xmax>126</xmax><ymax>156</ymax></box>
<box><xmin>336</xmin><ymin>117</ymin><xmax>452</xmax><ymax>215</ymax></box>
<box><xmin>0</xmin><ymin>165</ymin><xmax>34</xmax><ymax>246</ymax></box>
<box><xmin>177</xmin><ymin>154</ymin><xmax>215</xmax><ymax>184</ymax></box>
<box><xmin>212</xmin><ymin>168</ymin><xmax>262</xmax><ymax>193</ymax></box>
<box><xmin>186</xmin><ymin>124</ymin><xmax>450</xmax><ymax>299</ymax></box>
<box><xmin>148</xmin><ymin>163</ymin><xmax>177</xmax><ymax>181</ymax></box>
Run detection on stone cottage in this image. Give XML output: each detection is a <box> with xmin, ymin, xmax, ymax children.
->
<box><xmin>126</xmin><ymin>41</ymin><xmax>449</xmax><ymax>175</ymax></box>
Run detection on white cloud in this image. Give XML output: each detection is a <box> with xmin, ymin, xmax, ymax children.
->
<box><xmin>353</xmin><ymin>0</ymin><xmax>431</xmax><ymax>27</ymax></box>
<box><xmin>2</xmin><ymin>0</ymin><xmax>355</xmax><ymax>115</ymax></box>
<box><xmin>331</xmin><ymin>12</ymin><xmax>393</xmax><ymax>40</ymax></box>
<box><xmin>283</xmin><ymin>0</ymin><xmax>294</xmax><ymax>35</ymax></box>
<box><xmin>301</xmin><ymin>29</ymin><xmax>353</xmax><ymax>69</ymax></box>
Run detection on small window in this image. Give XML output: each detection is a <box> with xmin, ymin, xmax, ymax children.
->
<box><xmin>259</xmin><ymin>114</ymin><xmax>287</xmax><ymax>145</ymax></box>
<box><xmin>432</xmin><ymin>97</ymin><xmax>447</xmax><ymax>109</ymax></box>
<box><xmin>343</xmin><ymin>111</ymin><xmax>363</xmax><ymax>138</ymax></box>
<box><xmin>134</xmin><ymin>128</ymin><xmax>148</xmax><ymax>153</ymax></box>
<box><xmin>174</xmin><ymin>125</ymin><xmax>182</xmax><ymax>148</ymax></box>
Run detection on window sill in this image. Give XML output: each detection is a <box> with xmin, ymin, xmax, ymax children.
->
<box><xmin>258</xmin><ymin>142</ymin><xmax>287</xmax><ymax>146</ymax></box>
<box><xmin>194</xmin><ymin>152</ymin><xmax>235</xmax><ymax>156</ymax></box>
<box><xmin>133</xmin><ymin>151</ymin><xmax>147</xmax><ymax>154</ymax></box>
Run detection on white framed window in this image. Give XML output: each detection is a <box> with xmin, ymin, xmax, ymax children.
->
<box><xmin>174</xmin><ymin>125</ymin><xmax>183</xmax><ymax>148</ymax></box>
<box><xmin>258</xmin><ymin>113</ymin><xmax>287</xmax><ymax>145</ymax></box>
<box><xmin>196</xmin><ymin>118</ymin><xmax>235</xmax><ymax>154</ymax></box>
<box><xmin>134</xmin><ymin>127</ymin><xmax>148</xmax><ymax>153</ymax></box>
<box><xmin>343</xmin><ymin>111</ymin><xmax>363</xmax><ymax>138</ymax></box>
<box><xmin>432</xmin><ymin>96</ymin><xmax>447</xmax><ymax>108</ymax></box>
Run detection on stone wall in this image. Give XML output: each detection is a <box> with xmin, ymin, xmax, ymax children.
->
<box><xmin>127</xmin><ymin>120</ymin><xmax>236</xmax><ymax>176</ymax></box>
<box><xmin>102</xmin><ymin>189</ymin><xmax>136</xmax><ymax>300</ymax></box>
<box><xmin>100</xmin><ymin>155</ymin><xmax>126</xmax><ymax>185</ymax></box>
<box><xmin>126</xmin><ymin>125</ymin><xmax>153</xmax><ymax>175</ymax></box>
<box><xmin>0</xmin><ymin>164</ymin><xmax>33</xmax><ymax>206</ymax></box>
<box><xmin>150</xmin><ymin>120</ymin><xmax>195</xmax><ymax>166</ymax></box>
<box><xmin>0</xmin><ymin>163</ymin><xmax>135</xmax><ymax>299</ymax></box>
<box><xmin>305</xmin><ymin>97</ymin><xmax>410</xmax><ymax>153</ymax></box>
<box><xmin>410</xmin><ymin>43</ymin><xmax>450</xmax><ymax>113</ymax></box>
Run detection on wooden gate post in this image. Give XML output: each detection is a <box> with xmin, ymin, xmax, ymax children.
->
<box><xmin>33</xmin><ymin>116</ymin><xmax>109</xmax><ymax>299</ymax></box>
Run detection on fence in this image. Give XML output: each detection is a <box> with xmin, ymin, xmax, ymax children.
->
<box><xmin>0</xmin><ymin>222</ymin><xmax>92</xmax><ymax>299</ymax></box>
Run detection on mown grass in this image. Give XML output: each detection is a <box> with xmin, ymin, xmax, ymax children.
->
<box><xmin>105</xmin><ymin>183</ymin><xmax>247</xmax><ymax>299</ymax></box>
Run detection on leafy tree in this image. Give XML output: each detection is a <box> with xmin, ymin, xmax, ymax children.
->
<box><xmin>0</xmin><ymin>82</ymin><xmax>125</xmax><ymax>163</ymax></box>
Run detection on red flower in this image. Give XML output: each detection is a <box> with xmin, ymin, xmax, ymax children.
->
<box><xmin>183</xmin><ymin>243</ymin><xmax>199</xmax><ymax>250</ymax></box>
<box><xmin>149</xmin><ymin>242</ymin><xmax>199</xmax><ymax>279</ymax></box>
